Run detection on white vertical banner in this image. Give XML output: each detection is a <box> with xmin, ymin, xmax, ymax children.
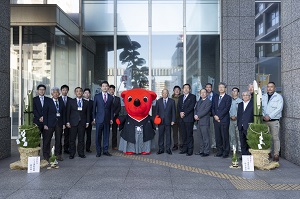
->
<box><xmin>242</xmin><ymin>155</ymin><xmax>254</xmax><ymax>171</ymax></box>
<box><xmin>27</xmin><ymin>156</ymin><xmax>40</xmax><ymax>173</ymax></box>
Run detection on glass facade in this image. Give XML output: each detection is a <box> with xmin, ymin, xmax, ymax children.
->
<box><xmin>255</xmin><ymin>1</ymin><xmax>281</xmax><ymax>93</ymax></box>
<box><xmin>84</xmin><ymin>0</ymin><xmax>221</xmax><ymax>100</ymax></box>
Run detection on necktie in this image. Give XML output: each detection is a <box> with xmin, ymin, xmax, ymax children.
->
<box><xmin>164</xmin><ymin>99</ymin><xmax>167</xmax><ymax>109</ymax></box>
<box><xmin>40</xmin><ymin>97</ymin><xmax>44</xmax><ymax>107</ymax></box>
<box><xmin>55</xmin><ymin>100</ymin><xmax>59</xmax><ymax>109</ymax></box>
<box><xmin>183</xmin><ymin>95</ymin><xmax>187</xmax><ymax>102</ymax></box>
<box><xmin>63</xmin><ymin>96</ymin><xmax>67</xmax><ymax>106</ymax></box>
<box><xmin>104</xmin><ymin>94</ymin><xmax>107</xmax><ymax>103</ymax></box>
<box><xmin>78</xmin><ymin>99</ymin><xmax>81</xmax><ymax>107</ymax></box>
<box><xmin>218</xmin><ymin>96</ymin><xmax>222</xmax><ymax>106</ymax></box>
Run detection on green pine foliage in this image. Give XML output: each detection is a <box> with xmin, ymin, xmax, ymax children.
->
<box><xmin>18</xmin><ymin>124</ymin><xmax>40</xmax><ymax>148</ymax></box>
<box><xmin>247</xmin><ymin>123</ymin><xmax>272</xmax><ymax>150</ymax></box>
<box><xmin>49</xmin><ymin>155</ymin><xmax>57</xmax><ymax>163</ymax></box>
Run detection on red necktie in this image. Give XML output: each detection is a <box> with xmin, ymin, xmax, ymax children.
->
<box><xmin>104</xmin><ymin>94</ymin><xmax>107</xmax><ymax>103</ymax></box>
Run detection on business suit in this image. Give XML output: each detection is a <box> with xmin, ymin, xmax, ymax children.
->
<box><xmin>33</xmin><ymin>95</ymin><xmax>49</xmax><ymax>133</ymax></box>
<box><xmin>194</xmin><ymin>97</ymin><xmax>212</xmax><ymax>155</ymax></box>
<box><xmin>42</xmin><ymin>97</ymin><xmax>65</xmax><ymax>160</ymax></box>
<box><xmin>212</xmin><ymin>93</ymin><xmax>232</xmax><ymax>157</ymax></box>
<box><xmin>67</xmin><ymin>98</ymin><xmax>90</xmax><ymax>157</ymax></box>
<box><xmin>178</xmin><ymin>93</ymin><xmax>196</xmax><ymax>155</ymax></box>
<box><xmin>111</xmin><ymin>95</ymin><xmax>121</xmax><ymax>149</ymax></box>
<box><xmin>156</xmin><ymin>97</ymin><xmax>176</xmax><ymax>152</ymax></box>
<box><xmin>59</xmin><ymin>95</ymin><xmax>72</xmax><ymax>153</ymax></box>
<box><xmin>93</xmin><ymin>92</ymin><xmax>114</xmax><ymax>154</ymax></box>
<box><xmin>237</xmin><ymin>101</ymin><xmax>254</xmax><ymax>155</ymax></box>
<box><xmin>85</xmin><ymin>99</ymin><xmax>94</xmax><ymax>152</ymax></box>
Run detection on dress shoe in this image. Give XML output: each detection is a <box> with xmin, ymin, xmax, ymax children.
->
<box><xmin>156</xmin><ymin>150</ymin><xmax>164</xmax><ymax>155</ymax></box>
<box><xmin>79</xmin><ymin>155</ymin><xmax>86</xmax><ymax>158</ymax></box>
<box><xmin>172</xmin><ymin>145</ymin><xmax>178</xmax><ymax>151</ymax></box>
<box><xmin>64</xmin><ymin>150</ymin><xmax>70</xmax><ymax>154</ymax></box>
<box><xmin>166</xmin><ymin>150</ymin><xmax>172</xmax><ymax>155</ymax></box>
<box><xmin>96</xmin><ymin>153</ymin><xmax>101</xmax><ymax>157</ymax></box>
<box><xmin>57</xmin><ymin>156</ymin><xmax>63</xmax><ymax>161</ymax></box>
<box><xmin>103</xmin><ymin>152</ymin><xmax>112</xmax><ymax>156</ymax></box>
<box><xmin>195</xmin><ymin>152</ymin><xmax>204</xmax><ymax>155</ymax></box>
<box><xmin>179</xmin><ymin>145</ymin><xmax>183</xmax><ymax>150</ymax></box>
<box><xmin>179</xmin><ymin>151</ymin><xmax>187</xmax><ymax>154</ymax></box>
<box><xmin>273</xmin><ymin>155</ymin><xmax>279</xmax><ymax>162</ymax></box>
<box><xmin>69</xmin><ymin>155</ymin><xmax>74</xmax><ymax>159</ymax></box>
<box><xmin>112</xmin><ymin>147</ymin><xmax>118</xmax><ymax>150</ymax></box>
<box><xmin>214</xmin><ymin>154</ymin><xmax>223</xmax><ymax>157</ymax></box>
<box><xmin>222</xmin><ymin>155</ymin><xmax>229</xmax><ymax>158</ymax></box>
<box><xmin>86</xmin><ymin>150</ymin><xmax>92</xmax><ymax>153</ymax></box>
<box><xmin>186</xmin><ymin>153</ymin><xmax>192</xmax><ymax>156</ymax></box>
<box><xmin>201</xmin><ymin>153</ymin><xmax>209</xmax><ymax>157</ymax></box>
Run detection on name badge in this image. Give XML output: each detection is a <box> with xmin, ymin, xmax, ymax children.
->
<box><xmin>78</xmin><ymin>107</ymin><xmax>82</xmax><ymax>111</ymax></box>
<box><xmin>56</xmin><ymin>113</ymin><xmax>61</xmax><ymax>117</ymax></box>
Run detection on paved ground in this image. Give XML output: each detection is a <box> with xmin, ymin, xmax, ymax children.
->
<box><xmin>1</xmin><ymin>130</ymin><xmax>300</xmax><ymax>199</ymax></box>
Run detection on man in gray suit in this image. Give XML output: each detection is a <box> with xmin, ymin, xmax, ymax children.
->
<box><xmin>194</xmin><ymin>89</ymin><xmax>212</xmax><ymax>156</ymax></box>
<box><xmin>156</xmin><ymin>89</ymin><xmax>176</xmax><ymax>155</ymax></box>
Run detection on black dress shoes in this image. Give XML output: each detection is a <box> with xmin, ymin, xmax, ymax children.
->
<box><xmin>195</xmin><ymin>152</ymin><xmax>203</xmax><ymax>155</ymax></box>
<box><xmin>186</xmin><ymin>153</ymin><xmax>192</xmax><ymax>156</ymax></box>
<box><xmin>222</xmin><ymin>154</ymin><xmax>229</xmax><ymax>158</ymax></box>
<box><xmin>69</xmin><ymin>155</ymin><xmax>74</xmax><ymax>159</ymax></box>
<box><xmin>86</xmin><ymin>150</ymin><xmax>92</xmax><ymax>153</ymax></box>
<box><xmin>156</xmin><ymin>150</ymin><xmax>164</xmax><ymax>155</ymax></box>
<box><xmin>172</xmin><ymin>145</ymin><xmax>178</xmax><ymax>151</ymax></box>
<box><xmin>79</xmin><ymin>155</ymin><xmax>86</xmax><ymax>158</ymax></box>
<box><xmin>166</xmin><ymin>150</ymin><xmax>172</xmax><ymax>155</ymax></box>
<box><xmin>214</xmin><ymin>153</ymin><xmax>223</xmax><ymax>157</ymax></box>
<box><xmin>103</xmin><ymin>152</ymin><xmax>112</xmax><ymax>156</ymax></box>
<box><xmin>201</xmin><ymin>153</ymin><xmax>209</xmax><ymax>157</ymax></box>
<box><xmin>96</xmin><ymin>153</ymin><xmax>101</xmax><ymax>157</ymax></box>
<box><xmin>179</xmin><ymin>151</ymin><xmax>187</xmax><ymax>154</ymax></box>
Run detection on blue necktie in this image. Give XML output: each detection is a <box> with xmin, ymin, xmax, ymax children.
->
<box><xmin>218</xmin><ymin>96</ymin><xmax>222</xmax><ymax>106</ymax></box>
<box><xmin>164</xmin><ymin>99</ymin><xmax>167</xmax><ymax>109</ymax></box>
<box><xmin>78</xmin><ymin>100</ymin><xmax>81</xmax><ymax>107</ymax></box>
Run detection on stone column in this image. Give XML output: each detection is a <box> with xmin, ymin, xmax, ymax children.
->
<box><xmin>0</xmin><ymin>0</ymin><xmax>11</xmax><ymax>159</ymax></box>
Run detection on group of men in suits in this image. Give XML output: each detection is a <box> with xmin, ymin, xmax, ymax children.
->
<box><xmin>33</xmin><ymin>81</ymin><xmax>122</xmax><ymax>161</ymax></box>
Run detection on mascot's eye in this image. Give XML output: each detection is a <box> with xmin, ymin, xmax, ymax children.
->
<box><xmin>128</xmin><ymin>96</ymin><xmax>132</xmax><ymax>102</ymax></box>
<box><xmin>143</xmin><ymin>96</ymin><xmax>148</xmax><ymax>102</ymax></box>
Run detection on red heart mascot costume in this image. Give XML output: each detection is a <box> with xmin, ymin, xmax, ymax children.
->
<box><xmin>116</xmin><ymin>89</ymin><xmax>161</xmax><ymax>155</ymax></box>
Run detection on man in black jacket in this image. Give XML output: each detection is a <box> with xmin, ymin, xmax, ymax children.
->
<box><xmin>43</xmin><ymin>87</ymin><xmax>65</xmax><ymax>161</ymax></box>
<box><xmin>33</xmin><ymin>84</ymin><xmax>49</xmax><ymax>134</ymax></box>
<box><xmin>178</xmin><ymin>84</ymin><xmax>196</xmax><ymax>156</ymax></box>
<box><xmin>66</xmin><ymin>87</ymin><xmax>90</xmax><ymax>159</ymax></box>
<box><xmin>83</xmin><ymin>88</ymin><xmax>94</xmax><ymax>153</ymax></box>
<box><xmin>109</xmin><ymin>85</ymin><xmax>121</xmax><ymax>150</ymax></box>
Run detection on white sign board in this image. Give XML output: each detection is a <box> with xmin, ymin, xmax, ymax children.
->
<box><xmin>242</xmin><ymin>155</ymin><xmax>254</xmax><ymax>171</ymax></box>
<box><xmin>27</xmin><ymin>156</ymin><xmax>40</xmax><ymax>173</ymax></box>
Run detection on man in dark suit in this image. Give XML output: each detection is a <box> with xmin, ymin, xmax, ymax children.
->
<box><xmin>178</xmin><ymin>84</ymin><xmax>196</xmax><ymax>156</ymax></box>
<box><xmin>109</xmin><ymin>85</ymin><xmax>121</xmax><ymax>150</ymax></box>
<box><xmin>43</xmin><ymin>87</ymin><xmax>65</xmax><ymax>161</ymax></box>
<box><xmin>194</xmin><ymin>89</ymin><xmax>212</xmax><ymax>157</ymax></box>
<box><xmin>156</xmin><ymin>89</ymin><xmax>176</xmax><ymax>155</ymax></box>
<box><xmin>83</xmin><ymin>88</ymin><xmax>94</xmax><ymax>153</ymax></box>
<box><xmin>93</xmin><ymin>81</ymin><xmax>114</xmax><ymax>157</ymax></box>
<box><xmin>237</xmin><ymin>91</ymin><xmax>254</xmax><ymax>156</ymax></box>
<box><xmin>33</xmin><ymin>84</ymin><xmax>49</xmax><ymax>134</ymax></box>
<box><xmin>66</xmin><ymin>87</ymin><xmax>90</xmax><ymax>159</ymax></box>
<box><xmin>212</xmin><ymin>82</ymin><xmax>232</xmax><ymax>158</ymax></box>
<box><xmin>59</xmin><ymin>84</ymin><xmax>72</xmax><ymax>154</ymax></box>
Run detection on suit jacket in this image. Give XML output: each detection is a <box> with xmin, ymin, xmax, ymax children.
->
<box><xmin>212</xmin><ymin>93</ymin><xmax>232</xmax><ymax>124</ymax></box>
<box><xmin>67</xmin><ymin>98</ymin><xmax>90</xmax><ymax>126</ymax></box>
<box><xmin>59</xmin><ymin>96</ymin><xmax>71</xmax><ymax>125</ymax></box>
<box><xmin>156</xmin><ymin>98</ymin><xmax>176</xmax><ymax>125</ymax></box>
<box><xmin>86</xmin><ymin>99</ymin><xmax>94</xmax><ymax>123</ymax></box>
<box><xmin>43</xmin><ymin>97</ymin><xmax>66</xmax><ymax>128</ymax></box>
<box><xmin>112</xmin><ymin>96</ymin><xmax>121</xmax><ymax>118</ymax></box>
<box><xmin>33</xmin><ymin>95</ymin><xmax>49</xmax><ymax>128</ymax></box>
<box><xmin>93</xmin><ymin>92</ymin><xmax>114</xmax><ymax>124</ymax></box>
<box><xmin>177</xmin><ymin>93</ymin><xmax>196</xmax><ymax>122</ymax></box>
<box><xmin>194</xmin><ymin>97</ymin><xmax>212</xmax><ymax>126</ymax></box>
<box><xmin>237</xmin><ymin>101</ymin><xmax>254</xmax><ymax>131</ymax></box>
<box><xmin>208</xmin><ymin>91</ymin><xmax>219</xmax><ymax>116</ymax></box>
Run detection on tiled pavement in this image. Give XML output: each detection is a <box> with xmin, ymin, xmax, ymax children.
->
<box><xmin>1</xmin><ymin>131</ymin><xmax>300</xmax><ymax>199</ymax></box>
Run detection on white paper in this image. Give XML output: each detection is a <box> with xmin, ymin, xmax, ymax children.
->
<box><xmin>22</xmin><ymin>137</ymin><xmax>26</xmax><ymax>142</ymax></box>
<box><xmin>28</xmin><ymin>156</ymin><xmax>40</xmax><ymax>173</ymax></box>
<box><xmin>23</xmin><ymin>142</ymin><xmax>28</xmax><ymax>147</ymax></box>
<box><xmin>242</xmin><ymin>155</ymin><xmax>254</xmax><ymax>171</ymax></box>
<box><xmin>16</xmin><ymin>139</ymin><xmax>20</xmax><ymax>144</ymax></box>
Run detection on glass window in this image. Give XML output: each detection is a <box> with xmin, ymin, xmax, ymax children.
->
<box><xmin>117</xmin><ymin>0</ymin><xmax>148</xmax><ymax>33</ymax></box>
<box><xmin>152</xmin><ymin>0</ymin><xmax>183</xmax><ymax>32</ymax></box>
<box><xmin>271</xmin><ymin>8</ymin><xmax>279</xmax><ymax>26</ymax></box>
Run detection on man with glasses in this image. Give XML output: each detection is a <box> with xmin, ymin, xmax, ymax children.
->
<box><xmin>33</xmin><ymin>84</ymin><xmax>49</xmax><ymax>134</ymax></box>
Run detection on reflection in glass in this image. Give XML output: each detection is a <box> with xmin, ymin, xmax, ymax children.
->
<box><xmin>152</xmin><ymin>35</ymin><xmax>183</xmax><ymax>99</ymax></box>
<box><xmin>186</xmin><ymin>35</ymin><xmax>220</xmax><ymax>100</ymax></box>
